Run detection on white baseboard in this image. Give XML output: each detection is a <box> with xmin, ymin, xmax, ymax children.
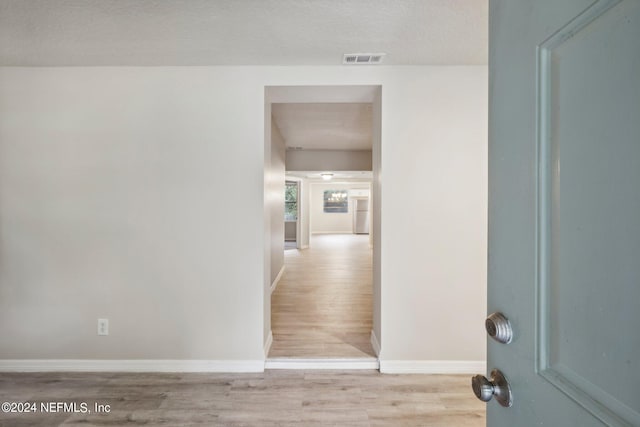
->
<box><xmin>264</xmin><ymin>330</ymin><xmax>273</xmax><ymax>357</ymax></box>
<box><xmin>300</xmin><ymin>245</ymin><xmax>309</xmax><ymax>249</ymax></box>
<box><xmin>379</xmin><ymin>360</ymin><xmax>486</xmax><ymax>374</ymax></box>
<box><xmin>265</xmin><ymin>358</ymin><xmax>379</xmax><ymax>370</ymax></box>
<box><xmin>370</xmin><ymin>330</ymin><xmax>381</xmax><ymax>357</ymax></box>
<box><xmin>0</xmin><ymin>359</ymin><xmax>265</xmax><ymax>373</ymax></box>
<box><xmin>270</xmin><ymin>265</ymin><xmax>285</xmax><ymax>293</ymax></box>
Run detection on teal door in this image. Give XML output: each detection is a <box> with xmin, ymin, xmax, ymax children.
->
<box><xmin>485</xmin><ymin>0</ymin><xmax>640</xmax><ymax>425</ymax></box>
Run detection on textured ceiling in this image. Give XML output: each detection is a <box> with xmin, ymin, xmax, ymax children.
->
<box><xmin>272</xmin><ymin>103</ymin><xmax>372</xmax><ymax>151</ymax></box>
<box><xmin>0</xmin><ymin>0</ymin><xmax>488</xmax><ymax>66</ymax></box>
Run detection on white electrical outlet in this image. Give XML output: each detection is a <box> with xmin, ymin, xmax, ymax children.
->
<box><xmin>97</xmin><ymin>318</ymin><xmax>109</xmax><ymax>336</ymax></box>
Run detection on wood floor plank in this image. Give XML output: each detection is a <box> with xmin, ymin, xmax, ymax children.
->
<box><xmin>270</xmin><ymin>234</ymin><xmax>375</xmax><ymax>358</ymax></box>
<box><xmin>0</xmin><ymin>371</ymin><xmax>484</xmax><ymax>426</ymax></box>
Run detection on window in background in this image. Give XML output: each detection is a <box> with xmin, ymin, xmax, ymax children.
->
<box><xmin>285</xmin><ymin>181</ymin><xmax>298</xmax><ymax>221</ymax></box>
<box><xmin>323</xmin><ymin>190</ymin><xmax>349</xmax><ymax>213</ymax></box>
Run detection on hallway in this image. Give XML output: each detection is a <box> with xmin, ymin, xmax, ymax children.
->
<box><xmin>270</xmin><ymin>234</ymin><xmax>375</xmax><ymax>358</ymax></box>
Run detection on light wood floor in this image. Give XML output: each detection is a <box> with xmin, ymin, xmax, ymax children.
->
<box><xmin>0</xmin><ymin>371</ymin><xmax>485</xmax><ymax>426</ymax></box>
<box><xmin>270</xmin><ymin>234</ymin><xmax>375</xmax><ymax>358</ymax></box>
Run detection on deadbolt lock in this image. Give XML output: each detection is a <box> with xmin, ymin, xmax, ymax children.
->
<box><xmin>485</xmin><ymin>312</ymin><xmax>513</xmax><ymax>344</ymax></box>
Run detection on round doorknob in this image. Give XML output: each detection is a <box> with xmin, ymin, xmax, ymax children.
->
<box><xmin>471</xmin><ymin>369</ymin><xmax>513</xmax><ymax>407</ymax></box>
<box><xmin>471</xmin><ymin>374</ymin><xmax>495</xmax><ymax>402</ymax></box>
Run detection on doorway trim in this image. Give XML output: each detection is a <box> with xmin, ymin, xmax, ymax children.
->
<box><xmin>263</xmin><ymin>85</ymin><xmax>382</xmax><ymax>363</ymax></box>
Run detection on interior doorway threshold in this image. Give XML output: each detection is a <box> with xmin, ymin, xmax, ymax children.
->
<box><xmin>265</xmin><ymin>357</ymin><xmax>379</xmax><ymax>370</ymax></box>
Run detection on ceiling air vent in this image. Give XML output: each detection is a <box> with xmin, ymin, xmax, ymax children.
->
<box><xmin>343</xmin><ymin>53</ymin><xmax>386</xmax><ymax>65</ymax></box>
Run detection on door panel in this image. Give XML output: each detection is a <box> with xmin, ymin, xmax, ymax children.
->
<box><xmin>488</xmin><ymin>0</ymin><xmax>640</xmax><ymax>425</ymax></box>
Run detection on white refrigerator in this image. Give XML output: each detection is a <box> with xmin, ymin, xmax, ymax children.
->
<box><xmin>354</xmin><ymin>198</ymin><xmax>370</xmax><ymax>234</ymax></box>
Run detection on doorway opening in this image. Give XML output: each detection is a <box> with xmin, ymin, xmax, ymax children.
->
<box><xmin>263</xmin><ymin>85</ymin><xmax>382</xmax><ymax>367</ymax></box>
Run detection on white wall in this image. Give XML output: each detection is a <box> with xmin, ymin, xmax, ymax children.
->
<box><xmin>299</xmin><ymin>178</ymin><xmax>310</xmax><ymax>249</ymax></box>
<box><xmin>379</xmin><ymin>67</ymin><xmax>488</xmax><ymax>365</ymax></box>
<box><xmin>269</xmin><ymin>118</ymin><xmax>286</xmax><ymax>284</ymax></box>
<box><xmin>286</xmin><ymin>149</ymin><xmax>372</xmax><ymax>171</ymax></box>
<box><xmin>371</xmin><ymin>88</ymin><xmax>382</xmax><ymax>349</ymax></box>
<box><xmin>310</xmin><ymin>182</ymin><xmax>371</xmax><ymax>234</ymax></box>
<box><xmin>0</xmin><ymin>66</ymin><xmax>487</xmax><ymax>370</ymax></box>
<box><xmin>0</xmin><ymin>67</ymin><xmax>266</xmax><ymax>362</ymax></box>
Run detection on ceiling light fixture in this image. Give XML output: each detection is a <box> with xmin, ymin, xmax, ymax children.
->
<box><xmin>321</xmin><ymin>173</ymin><xmax>334</xmax><ymax>181</ymax></box>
